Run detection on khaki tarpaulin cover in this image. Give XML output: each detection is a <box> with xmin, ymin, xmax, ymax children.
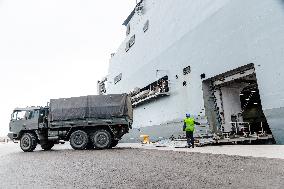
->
<box><xmin>50</xmin><ymin>94</ymin><xmax>133</xmax><ymax>121</ymax></box>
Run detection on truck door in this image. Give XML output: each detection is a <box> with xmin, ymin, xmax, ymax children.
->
<box><xmin>38</xmin><ymin>108</ymin><xmax>49</xmax><ymax>129</ymax></box>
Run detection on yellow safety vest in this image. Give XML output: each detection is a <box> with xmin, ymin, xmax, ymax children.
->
<box><xmin>184</xmin><ymin>117</ymin><xmax>195</xmax><ymax>132</ymax></box>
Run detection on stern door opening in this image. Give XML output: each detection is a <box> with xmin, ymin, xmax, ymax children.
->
<box><xmin>203</xmin><ymin>64</ymin><xmax>275</xmax><ymax>144</ymax></box>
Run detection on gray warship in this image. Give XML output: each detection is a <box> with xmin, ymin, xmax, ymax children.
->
<box><xmin>98</xmin><ymin>0</ymin><xmax>284</xmax><ymax>144</ymax></box>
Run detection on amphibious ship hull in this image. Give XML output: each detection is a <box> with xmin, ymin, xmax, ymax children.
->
<box><xmin>103</xmin><ymin>0</ymin><xmax>284</xmax><ymax>144</ymax></box>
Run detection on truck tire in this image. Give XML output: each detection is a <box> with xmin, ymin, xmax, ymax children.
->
<box><xmin>20</xmin><ymin>133</ymin><xmax>37</xmax><ymax>152</ymax></box>
<box><xmin>109</xmin><ymin>140</ymin><xmax>119</xmax><ymax>148</ymax></box>
<box><xmin>92</xmin><ymin>129</ymin><xmax>112</xmax><ymax>149</ymax></box>
<box><xmin>41</xmin><ymin>143</ymin><xmax>54</xmax><ymax>151</ymax></box>
<box><xmin>70</xmin><ymin>130</ymin><xmax>89</xmax><ymax>150</ymax></box>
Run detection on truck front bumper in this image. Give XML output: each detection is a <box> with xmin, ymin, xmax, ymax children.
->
<box><xmin>7</xmin><ymin>133</ymin><xmax>16</xmax><ymax>141</ymax></box>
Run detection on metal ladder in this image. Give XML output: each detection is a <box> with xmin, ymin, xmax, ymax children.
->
<box><xmin>209</xmin><ymin>82</ymin><xmax>223</xmax><ymax>132</ymax></box>
<box><xmin>240</xmin><ymin>90</ymin><xmax>256</xmax><ymax>114</ymax></box>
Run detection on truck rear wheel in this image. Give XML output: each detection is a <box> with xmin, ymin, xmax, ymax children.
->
<box><xmin>20</xmin><ymin>133</ymin><xmax>37</xmax><ymax>152</ymax></box>
<box><xmin>70</xmin><ymin>130</ymin><xmax>89</xmax><ymax>150</ymax></box>
<box><xmin>92</xmin><ymin>129</ymin><xmax>112</xmax><ymax>149</ymax></box>
<box><xmin>41</xmin><ymin>143</ymin><xmax>54</xmax><ymax>151</ymax></box>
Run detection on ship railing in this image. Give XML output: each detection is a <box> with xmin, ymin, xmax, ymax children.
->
<box><xmin>132</xmin><ymin>91</ymin><xmax>170</xmax><ymax>107</ymax></box>
<box><xmin>230</xmin><ymin>121</ymin><xmax>251</xmax><ymax>136</ymax></box>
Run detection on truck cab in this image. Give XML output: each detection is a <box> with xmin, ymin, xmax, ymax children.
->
<box><xmin>8</xmin><ymin>107</ymin><xmax>43</xmax><ymax>140</ymax></box>
<box><xmin>8</xmin><ymin>107</ymin><xmax>52</xmax><ymax>152</ymax></box>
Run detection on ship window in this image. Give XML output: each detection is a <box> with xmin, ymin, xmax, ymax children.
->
<box><xmin>143</xmin><ymin>20</ymin><xmax>149</xmax><ymax>32</ymax></box>
<box><xmin>114</xmin><ymin>73</ymin><xmax>122</xmax><ymax>84</ymax></box>
<box><xmin>98</xmin><ymin>79</ymin><xmax>107</xmax><ymax>94</ymax></box>
<box><xmin>125</xmin><ymin>41</ymin><xmax>130</xmax><ymax>52</ymax></box>
<box><xmin>183</xmin><ymin>66</ymin><xmax>191</xmax><ymax>75</ymax></box>
<box><xmin>126</xmin><ymin>24</ymin><xmax>131</xmax><ymax>36</ymax></box>
<box><xmin>129</xmin><ymin>35</ymin><xmax>135</xmax><ymax>47</ymax></box>
<box><xmin>125</xmin><ymin>35</ymin><xmax>135</xmax><ymax>52</ymax></box>
<box><xmin>135</xmin><ymin>1</ymin><xmax>144</xmax><ymax>14</ymax></box>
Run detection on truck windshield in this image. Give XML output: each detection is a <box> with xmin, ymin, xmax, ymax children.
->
<box><xmin>11</xmin><ymin>110</ymin><xmax>37</xmax><ymax>120</ymax></box>
<box><xmin>12</xmin><ymin>111</ymin><xmax>26</xmax><ymax>120</ymax></box>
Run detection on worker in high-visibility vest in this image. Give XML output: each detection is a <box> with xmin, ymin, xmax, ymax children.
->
<box><xmin>183</xmin><ymin>114</ymin><xmax>200</xmax><ymax>148</ymax></box>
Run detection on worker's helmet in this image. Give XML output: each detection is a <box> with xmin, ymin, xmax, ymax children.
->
<box><xmin>186</xmin><ymin>113</ymin><xmax>191</xmax><ymax>117</ymax></box>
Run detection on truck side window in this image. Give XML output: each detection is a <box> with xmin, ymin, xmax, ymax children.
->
<box><xmin>28</xmin><ymin>110</ymin><xmax>38</xmax><ymax>120</ymax></box>
<box><xmin>25</xmin><ymin>111</ymin><xmax>34</xmax><ymax>120</ymax></box>
<box><xmin>33</xmin><ymin>110</ymin><xmax>39</xmax><ymax>119</ymax></box>
<box><xmin>39</xmin><ymin>110</ymin><xmax>44</xmax><ymax>123</ymax></box>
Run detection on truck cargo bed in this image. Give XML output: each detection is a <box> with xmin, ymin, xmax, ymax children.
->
<box><xmin>50</xmin><ymin>94</ymin><xmax>133</xmax><ymax>122</ymax></box>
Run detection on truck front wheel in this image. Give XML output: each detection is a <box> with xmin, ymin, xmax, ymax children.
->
<box><xmin>92</xmin><ymin>129</ymin><xmax>112</xmax><ymax>149</ymax></box>
<box><xmin>20</xmin><ymin>133</ymin><xmax>37</xmax><ymax>152</ymax></box>
<box><xmin>70</xmin><ymin>130</ymin><xmax>89</xmax><ymax>150</ymax></box>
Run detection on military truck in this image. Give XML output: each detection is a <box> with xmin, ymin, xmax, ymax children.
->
<box><xmin>8</xmin><ymin>94</ymin><xmax>133</xmax><ymax>152</ymax></box>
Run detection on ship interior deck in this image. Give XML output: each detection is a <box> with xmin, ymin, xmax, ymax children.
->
<box><xmin>202</xmin><ymin>64</ymin><xmax>275</xmax><ymax>144</ymax></box>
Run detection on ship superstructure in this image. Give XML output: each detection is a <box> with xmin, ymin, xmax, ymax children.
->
<box><xmin>99</xmin><ymin>0</ymin><xmax>284</xmax><ymax>144</ymax></box>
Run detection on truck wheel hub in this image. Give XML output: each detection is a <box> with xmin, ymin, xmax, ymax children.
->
<box><xmin>22</xmin><ymin>137</ymin><xmax>30</xmax><ymax>148</ymax></box>
<box><xmin>74</xmin><ymin>134</ymin><xmax>84</xmax><ymax>145</ymax></box>
<box><xmin>97</xmin><ymin>134</ymin><xmax>107</xmax><ymax>145</ymax></box>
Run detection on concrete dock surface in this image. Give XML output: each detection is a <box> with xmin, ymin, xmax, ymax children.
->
<box><xmin>0</xmin><ymin>142</ymin><xmax>283</xmax><ymax>189</ymax></box>
<box><xmin>118</xmin><ymin>143</ymin><xmax>284</xmax><ymax>160</ymax></box>
<box><xmin>1</xmin><ymin>142</ymin><xmax>284</xmax><ymax>159</ymax></box>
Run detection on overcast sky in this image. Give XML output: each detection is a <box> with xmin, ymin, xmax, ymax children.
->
<box><xmin>0</xmin><ymin>0</ymin><xmax>135</xmax><ymax>136</ymax></box>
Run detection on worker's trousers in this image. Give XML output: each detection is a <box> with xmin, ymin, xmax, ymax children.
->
<box><xmin>186</xmin><ymin>131</ymin><xmax>194</xmax><ymax>147</ymax></box>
